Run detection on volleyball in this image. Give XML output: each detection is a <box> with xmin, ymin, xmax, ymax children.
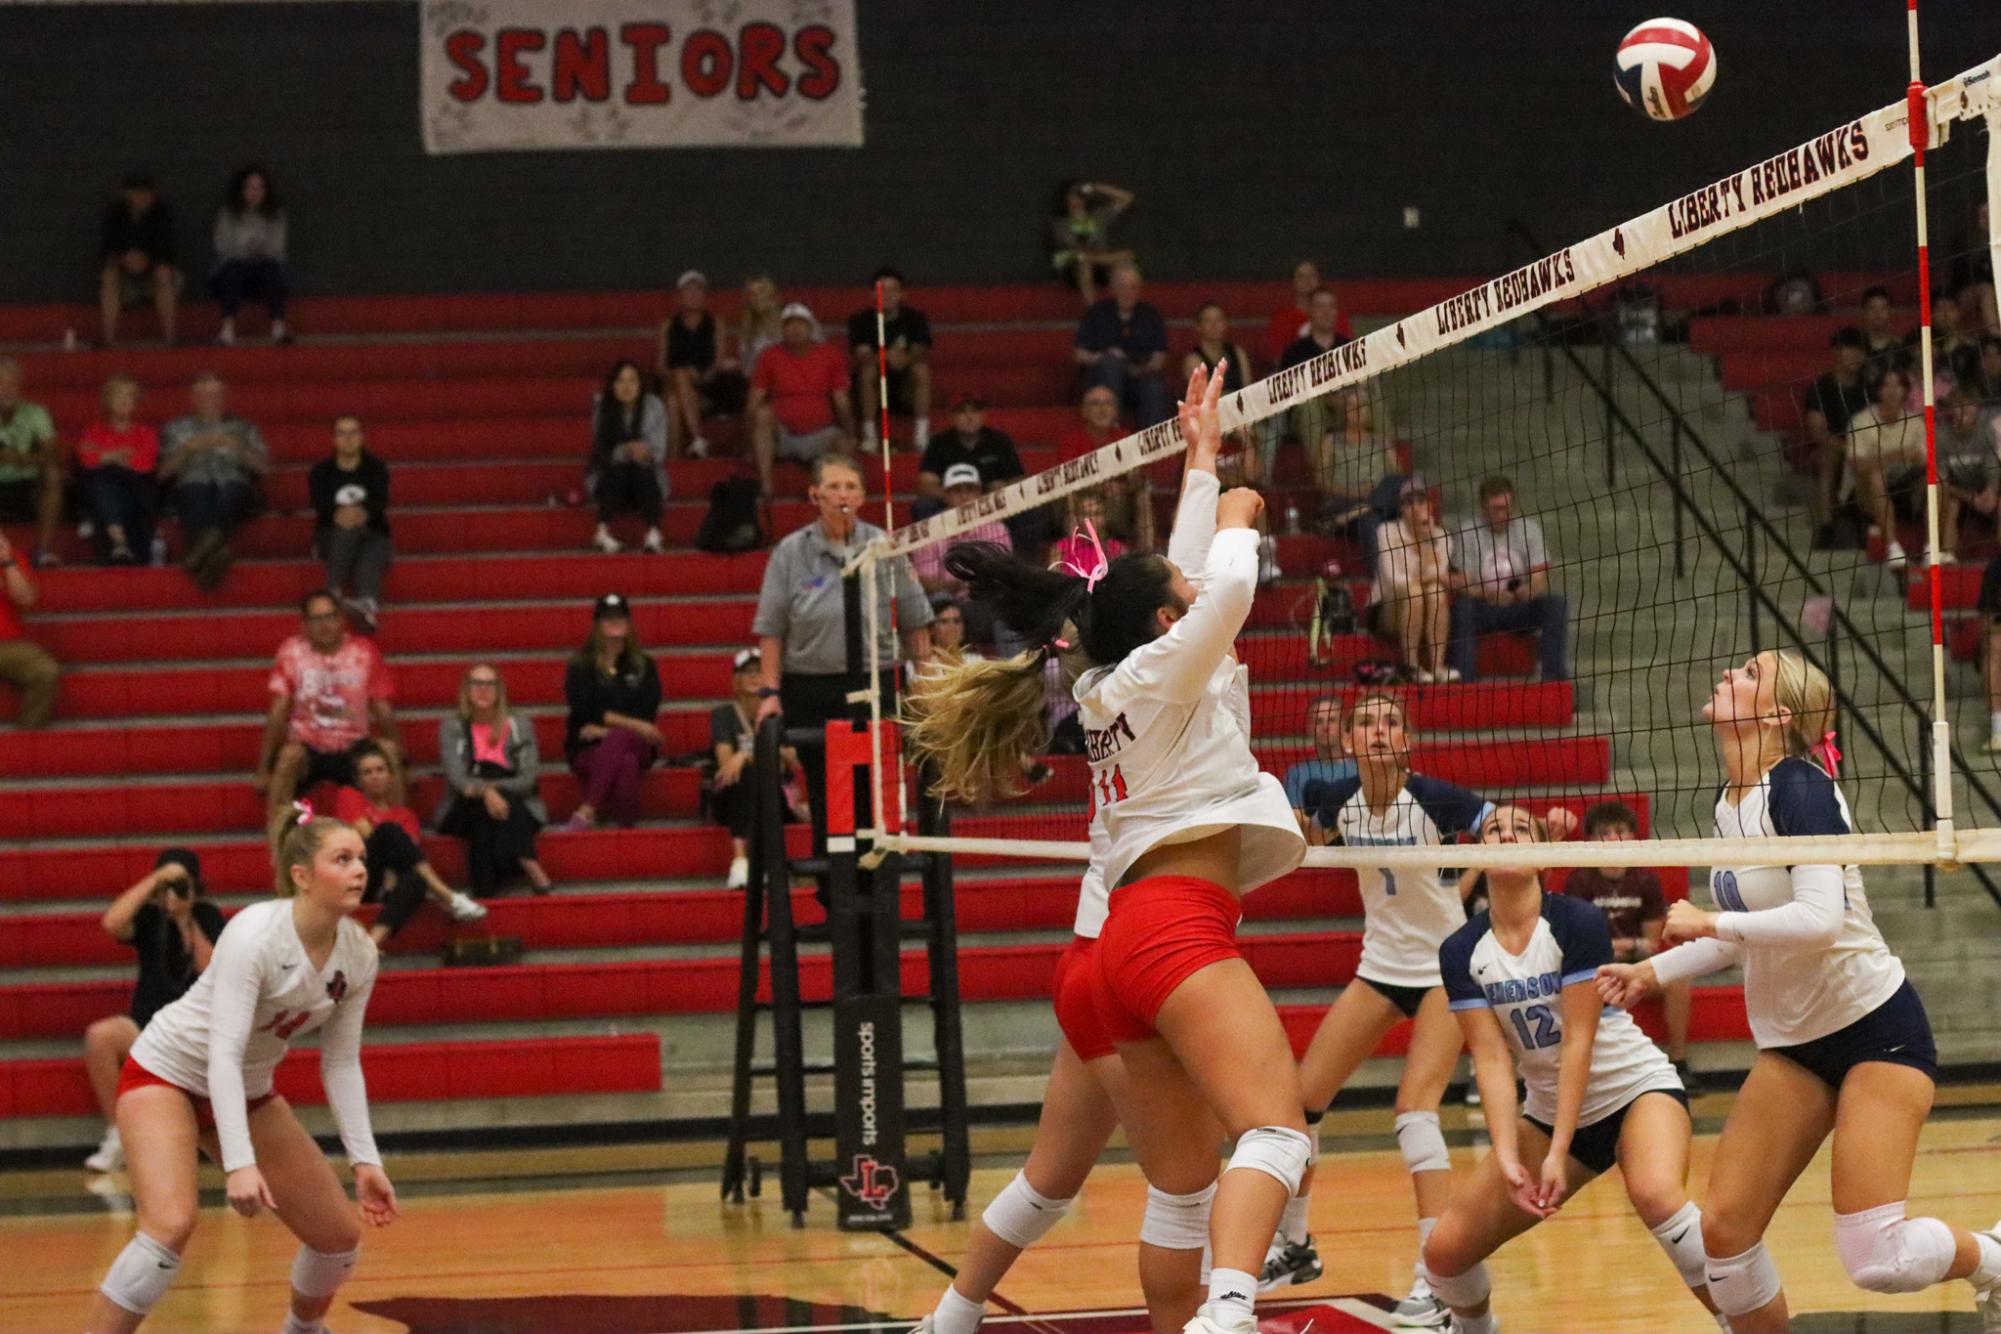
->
<box><xmin>1614</xmin><ymin>18</ymin><xmax>1716</xmax><ymax>121</ymax></box>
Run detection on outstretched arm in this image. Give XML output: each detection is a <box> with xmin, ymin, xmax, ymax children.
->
<box><xmin>1166</xmin><ymin>361</ymin><xmax>1225</xmax><ymax>582</ymax></box>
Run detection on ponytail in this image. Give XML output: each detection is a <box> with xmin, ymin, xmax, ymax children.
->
<box><xmin>905</xmin><ymin>649</ymin><xmax>1053</xmax><ymax>805</ymax></box>
<box><xmin>271</xmin><ymin>813</ymin><xmax>351</xmax><ymax>897</ymax></box>
<box><xmin>1770</xmin><ymin>649</ymin><xmax>1837</xmax><ymax>774</ymax></box>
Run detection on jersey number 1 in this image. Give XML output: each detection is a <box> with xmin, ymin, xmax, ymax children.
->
<box><xmin>1094</xmin><ymin>765</ymin><xmax>1128</xmax><ymax>807</ymax></box>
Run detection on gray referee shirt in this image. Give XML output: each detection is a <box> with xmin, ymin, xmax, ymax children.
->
<box><xmin>753</xmin><ymin>518</ymin><xmax>934</xmax><ymax>676</ymax></box>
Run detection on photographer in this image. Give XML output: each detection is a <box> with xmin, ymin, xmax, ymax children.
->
<box><xmin>1448</xmin><ymin>476</ymin><xmax>1569</xmax><ymax>684</ymax></box>
<box><xmin>80</xmin><ymin>850</ymin><xmax>226</xmax><ymax>1173</ymax></box>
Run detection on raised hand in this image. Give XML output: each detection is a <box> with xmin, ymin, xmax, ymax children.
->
<box><xmin>1176</xmin><ymin>360</ymin><xmax>1227</xmax><ymax>468</ymax></box>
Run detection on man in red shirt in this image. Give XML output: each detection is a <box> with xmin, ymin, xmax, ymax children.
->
<box><xmin>750</xmin><ymin>303</ymin><xmax>855</xmax><ymax>496</ymax></box>
<box><xmin>255</xmin><ymin>588</ymin><xmax>400</xmax><ymax>827</ymax></box>
<box><xmin>0</xmin><ymin>532</ymin><xmax>59</xmax><ymax>727</ymax></box>
<box><xmin>1052</xmin><ymin>384</ymin><xmax>1154</xmax><ymax>550</ymax></box>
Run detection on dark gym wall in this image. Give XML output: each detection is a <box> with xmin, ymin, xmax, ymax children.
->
<box><xmin>0</xmin><ymin>0</ymin><xmax>1994</xmax><ymax>302</ymax></box>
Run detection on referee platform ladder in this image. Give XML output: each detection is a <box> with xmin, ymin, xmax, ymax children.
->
<box><xmin>720</xmin><ymin>714</ymin><xmax>970</xmax><ymax>1229</ymax></box>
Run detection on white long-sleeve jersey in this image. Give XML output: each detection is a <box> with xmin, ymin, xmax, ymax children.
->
<box><xmin>129</xmin><ymin>898</ymin><xmax>381</xmax><ymax>1173</ymax></box>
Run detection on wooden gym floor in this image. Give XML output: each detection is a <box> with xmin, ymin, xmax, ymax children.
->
<box><xmin>4</xmin><ymin>1088</ymin><xmax>1999</xmax><ymax>1334</ymax></box>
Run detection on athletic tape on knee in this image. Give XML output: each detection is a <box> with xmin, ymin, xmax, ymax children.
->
<box><xmin>1705</xmin><ymin>1242</ymin><xmax>1782</xmax><ymax>1318</ymax></box>
<box><xmin>1225</xmin><ymin>1125</ymin><xmax>1312</xmax><ymax>1195</ymax></box>
<box><xmin>290</xmin><ymin>1243</ymin><xmax>360</xmax><ymax>1299</ymax></box>
<box><xmin>1139</xmin><ymin>1181</ymin><xmax>1216</xmax><ymax>1250</ymax></box>
<box><xmin>99</xmin><ymin>1232</ymin><xmax>181</xmax><ymax>1316</ymax></box>
<box><xmin>1394</xmin><ymin>1110</ymin><xmax>1450</xmax><ymax>1175</ymax></box>
<box><xmin>980</xmin><ymin>1171</ymin><xmax>1072</xmax><ymax>1249</ymax></box>
<box><xmin>1835</xmin><ymin>1202</ymin><xmax>1957</xmax><ymax>1295</ymax></box>
<box><xmin>1649</xmin><ymin>1202</ymin><xmax>1709</xmax><ymax>1290</ymax></box>
<box><xmin>1418</xmin><ymin>1258</ymin><xmax>1490</xmax><ymax>1310</ymax></box>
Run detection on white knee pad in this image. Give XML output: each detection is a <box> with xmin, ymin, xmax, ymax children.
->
<box><xmin>1649</xmin><ymin>1201</ymin><xmax>1709</xmax><ymax>1290</ymax></box>
<box><xmin>290</xmin><ymin>1243</ymin><xmax>360</xmax><ymax>1299</ymax></box>
<box><xmin>1419</xmin><ymin>1257</ymin><xmax>1490</xmax><ymax>1310</ymax></box>
<box><xmin>1835</xmin><ymin>1202</ymin><xmax>1957</xmax><ymax>1295</ymax></box>
<box><xmin>1705</xmin><ymin>1241</ymin><xmax>1783</xmax><ymax>1318</ymax></box>
<box><xmin>980</xmin><ymin>1171</ymin><xmax>1072</xmax><ymax>1249</ymax></box>
<box><xmin>1394</xmin><ymin>1110</ymin><xmax>1450</xmax><ymax>1175</ymax></box>
<box><xmin>1139</xmin><ymin>1181</ymin><xmax>1216</xmax><ymax>1250</ymax></box>
<box><xmin>100</xmin><ymin>1232</ymin><xmax>182</xmax><ymax>1316</ymax></box>
<box><xmin>1225</xmin><ymin>1125</ymin><xmax>1312</xmax><ymax>1195</ymax></box>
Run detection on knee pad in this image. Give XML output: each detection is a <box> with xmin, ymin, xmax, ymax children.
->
<box><xmin>1705</xmin><ymin>1241</ymin><xmax>1783</xmax><ymax>1318</ymax></box>
<box><xmin>1835</xmin><ymin>1202</ymin><xmax>1956</xmax><ymax>1295</ymax></box>
<box><xmin>1394</xmin><ymin>1110</ymin><xmax>1450</xmax><ymax>1175</ymax></box>
<box><xmin>1419</xmin><ymin>1257</ymin><xmax>1490</xmax><ymax>1310</ymax></box>
<box><xmin>979</xmin><ymin>1171</ymin><xmax>1072</xmax><ymax>1249</ymax></box>
<box><xmin>1649</xmin><ymin>1201</ymin><xmax>1709</xmax><ymax>1290</ymax></box>
<box><xmin>1302</xmin><ymin>1109</ymin><xmax>1323</xmax><ymax>1169</ymax></box>
<box><xmin>100</xmin><ymin>1232</ymin><xmax>182</xmax><ymax>1316</ymax></box>
<box><xmin>290</xmin><ymin>1243</ymin><xmax>360</xmax><ymax>1299</ymax></box>
<box><xmin>1139</xmin><ymin>1181</ymin><xmax>1216</xmax><ymax>1250</ymax></box>
<box><xmin>1225</xmin><ymin>1125</ymin><xmax>1312</xmax><ymax>1196</ymax></box>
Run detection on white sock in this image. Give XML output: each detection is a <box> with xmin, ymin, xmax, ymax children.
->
<box><xmin>932</xmin><ymin>1283</ymin><xmax>985</xmax><ymax>1334</ymax></box>
<box><xmin>1280</xmin><ymin>1192</ymin><xmax>1311</xmax><ymax>1245</ymax></box>
<box><xmin>280</xmin><ymin>1314</ymin><xmax>324</xmax><ymax>1334</ymax></box>
<box><xmin>1973</xmin><ymin>1231</ymin><xmax>2001</xmax><ymax>1288</ymax></box>
<box><xmin>1206</xmin><ymin>1267</ymin><xmax>1259</xmax><ymax>1324</ymax></box>
<box><xmin>1452</xmin><ymin>1312</ymin><xmax>1497</xmax><ymax>1334</ymax></box>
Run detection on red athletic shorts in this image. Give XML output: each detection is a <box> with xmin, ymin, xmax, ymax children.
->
<box><xmin>117</xmin><ymin>1056</ymin><xmax>277</xmax><ymax>1130</ymax></box>
<box><xmin>1050</xmin><ymin>935</ymin><xmax>1116</xmax><ymax>1062</ymax></box>
<box><xmin>1091</xmin><ymin>874</ymin><xmax>1244</xmax><ymax>1044</ymax></box>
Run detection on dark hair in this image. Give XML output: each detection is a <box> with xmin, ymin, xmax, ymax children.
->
<box><xmin>1053</xmin><ymin>178</ymin><xmax>1085</xmax><ymax>213</ymax></box>
<box><xmin>572</xmin><ymin>615</ymin><xmax>649</xmax><ymax>677</ymax></box>
<box><xmin>1308</xmin><ymin>286</ymin><xmax>1339</xmax><ymax>305</ymax></box>
<box><xmin>1582</xmin><ymin>799</ymin><xmax>1640</xmax><ymax>837</ymax></box>
<box><xmin>1477</xmin><ymin>475</ymin><xmax>1515</xmax><ymax>503</ymax></box>
<box><xmin>1982</xmin><ymin>335</ymin><xmax>2001</xmax><ymax>355</ymax></box>
<box><xmin>594</xmin><ymin>360</ymin><xmax>650</xmax><ymax>462</ymax></box>
<box><xmin>1830</xmin><ymin>326</ymin><xmax>1869</xmax><ymax>351</ymax></box>
<box><xmin>949</xmin><ymin>542</ymin><xmax>1180</xmax><ymax>670</ymax></box>
<box><xmin>872</xmin><ymin>265</ymin><xmax>906</xmax><ymax>285</ymax></box>
<box><xmin>1865</xmin><ymin>367</ymin><xmax>1905</xmax><ymax>402</ymax></box>
<box><xmin>224</xmin><ymin>164</ymin><xmax>281</xmax><ymax>217</ymax></box>
<box><xmin>1860</xmin><ymin>285</ymin><xmax>1893</xmax><ymax>306</ymax></box>
<box><xmin>300</xmin><ymin>587</ymin><xmax>339</xmax><ymax>617</ymax></box>
<box><xmin>1193</xmin><ymin>300</ymin><xmax>1227</xmax><ymax>322</ymax></box>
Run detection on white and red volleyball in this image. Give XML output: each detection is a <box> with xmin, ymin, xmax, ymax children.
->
<box><xmin>1614</xmin><ymin>18</ymin><xmax>1716</xmax><ymax>122</ymax></box>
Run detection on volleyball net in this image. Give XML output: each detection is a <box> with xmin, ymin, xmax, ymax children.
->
<box><xmin>852</xmin><ymin>52</ymin><xmax>2001</xmax><ymax>876</ymax></box>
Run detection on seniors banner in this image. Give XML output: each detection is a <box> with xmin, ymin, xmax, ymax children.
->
<box><xmin>419</xmin><ymin>0</ymin><xmax>863</xmax><ymax>154</ymax></box>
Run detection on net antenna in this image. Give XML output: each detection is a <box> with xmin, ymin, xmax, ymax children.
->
<box><xmin>860</xmin><ymin>276</ymin><xmax>909</xmax><ymax>868</ymax></box>
<box><xmin>855</xmin><ymin>50</ymin><xmax>2001</xmax><ymax>872</ymax></box>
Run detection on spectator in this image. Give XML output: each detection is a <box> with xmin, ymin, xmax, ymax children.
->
<box><xmin>1265</xmin><ymin>260</ymin><xmax>1355</xmax><ymax>365</ymax></box>
<box><xmin>927</xmin><ymin>598</ymin><xmax>977</xmax><ymax>664</ymax></box>
<box><xmin>1372</xmin><ymin>478</ymin><xmax>1455</xmax><ymax>683</ymax></box>
<box><xmin>750</xmin><ymin>303</ymin><xmax>854</xmax><ymax>495</ymax></box>
<box><xmin>710</xmin><ymin>648</ymin><xmax>804</xmax><ymax>890</ymax></box>
<box><xmin>915</xmin><ymin>393</ymin><xmax>1025</xmax><ymax>515</ymax></box>
<box><xmin>850</xmin><ymin>267</ymin><xmax>934</xmax><ymax>450</ymax></box>
<box><xmin>1073</xmin><ymin>263</ymin><xmax>1170</xmax><ymax>427</ymax></box>
<box><xmin>1281</xmin><ymin>696</ymin><xmax>1359</xmax><ymax>811</ymax></box>
<box><xmin>1048</xmin><ymin>178</ymin><xmax>1135</xmax><ymax>301</ymax></box>
<box><xmin>1951</xmin><ymin>202</ymin><xmax>1997</xmax><ymax>336</ymax></box>
<box><xmin>1801</xmin><ymin>326</ymin><xmax>1873</xmax><ymax>537</ymax></box>
<box><xmin>158</xmin><ymin>371</ymin><xmax>269</xmax><ymax>589</ymax></box>
<box><xmin>736</xmin><ymin>273</ymin><xmax>785</xmax><ymax>370</ymax></box>
<box><xmin>563</xmin><ymin>593</ymin><xmax>663</xmax><ymax>830</ymax></box>
<box><xmin>1940</xmin><ymin>390</ymin><xmax>2000</xmax><ymax>558</ymax></box>
<box><xmin>0</xmin><ymin>358</ymin><xmax>63</xmax><ymax>568</ymax></box>
<box><xmin>1924</xmin><ymin>290</ymin><xmax>1983</xmax><ymax>396</ymax></box>
<box><xmin>1448</xmin><ymin>476</ymin><xmax>1569</xmax><ymax>684</ymax></box>
<box><xmin>753</xmin><ymin>455</ymin><xmax>932</xmax><ymax>882</ymax></box>
<box><xmin>80</xmin><ymin>849</ymin><xmax>225</xmax><ymax>1173</ymax></box>
<box><xmin>1973</xmin><ymin>335</ymin><xmax>2001</xmax><ymax>405</ymax></box>
<box><xmin>1846</xmin><ymin>366</ymin><xmax>1927</xmax><ymax>570</ymax></box>
<box><xmin>588</xmin><ymin>359</ymin><xmax>668</xmax><ymax>555</ymax></box>
<box><xmin>1561</xmin><ymin>800</ymin><xmax>1700</xmax><ymax>1091</ymax></box>
<box><xmin>1279</xmin><ymin>288</ymin><xmax>1358</xmax><ymax>492</ymax></box>
<box><xmin>309</xmin><ymin>415</ymin><xmax>393</xmax><ymax>631</ymax></box>
<box><xmin>435</xmin><ymin>663</ymin><xmax>552</xmax><ymax>897</ymax></box>
<box><xmin>1054</xmin><ymin>384</ymin><xmax>1156</xmax><ymax>551</ymax></box>
<box><xmin>98</xmin><ymin>168</ymin><xmax>180</xmax><ymax>347</ymax></box>
<box><xmin>1183</xmin><ymin>301</ymin><xmax>1257</xmax><ymax>476</ymax></box>
<box><xmin>1053</xmin><ymin>489</ymin><xmax>1128</xmax><ymax>570</ymax></box>
<box><xmin>657</xmin><ymin>269</ymin><xmax>746</xmax><ymax>460</ymax></box>
<box><xmin>0</xmin><ymin>533</ymin><xmax>58</xmax><ymax>727</ymax></box>
<box><xmin>912</xmin><ymin>464</ymin><xmax>1012</xmax><ymax>598</ymax></box>
<box><xmin>75</xmin><ymin>373</ymin><xmax>159</xmax><ymax>565</ymax></box>
<box><xmin>334</xmin><ymin>740</ymin><xmax>486</xmax><ymax>946</ymax></box>
<box><xmin>210</xmin><ymin>164</ymin><xmax>291</xmax><ymax>344</ymax></box>
<box><xmin>1316</xmin><ymin>387</ymin><xmax>1403</xmax><ymax>569</ymax></box>
<box><xmin>256</xmin><ymin>588</ymin><xmax>400</xmax><ymax>828</ymax></box>
<box><xmin>1859</xmin><ymin>284</ymin><xmax>1906</xmax><ymax>365</ymax></box>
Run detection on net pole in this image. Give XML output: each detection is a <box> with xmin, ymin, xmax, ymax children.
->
<box><xmin>1905</xmin><ymin>2</ymin><xmax>1955</xmax><ymax>859</ymax></box>
<box><xmin>863</xmin><ymin>281</ymin><xmax>909</xmax><ymax>849</ymax></box>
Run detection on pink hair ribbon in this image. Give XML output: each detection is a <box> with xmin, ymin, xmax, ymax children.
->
<box><xmin>1060</xmin><ymin>518</ymin><xmax>1110</xmax><ymax>593</ymax></box>
<box><xmin>292</xmin><ymin>798</ymin><xmax>314</xmax><ymax>826</ymax></box>
<box><xmin>1816</xmin><ymin>729</ymin><xmax>1841</xmax><ymax>774</ymax></box>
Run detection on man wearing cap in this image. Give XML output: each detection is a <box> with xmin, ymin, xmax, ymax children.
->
<box><xmin>911</xmin><ymin>463</ymin><xmax>1013</xmax><ymax>598</ymax></box>
<box><xmin>658</xmin><ymin>270</ymin><xmax>747</xmax><ymax>459</ymax></box>
<box><xmin>98</xmin><ymin>169</ymin><xmax>180</xmax><ymax>346</ymax></box>
<box><xmin>749</xmin><ymin>303</ymin><xmax>855</xmax><ymax>496</ymax></box>
<box><xmin>848</xmin><ymin>267</ymin><xmax>934</xmax><ymax>450</ymax></box>
<box><xmin>916</xmin><ymin>394</ymin><xmax>1059</xmax><ymax>560</ymax></box>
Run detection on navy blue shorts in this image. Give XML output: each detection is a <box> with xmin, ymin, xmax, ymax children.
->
<box><xmin>1358</xmin><ymin>975</ymin><xmax>1434</xmax><ymax>1020</ymax></box>
<box><xmin>1527</xmin><ymin>1086</ymin><xmax>1690</xmax><ymax>1176</ymax></box>
<box><xmin>1768</xmin><ymin>979</ymin><xmax>1938</xmax><ymax>1091</ymax></box>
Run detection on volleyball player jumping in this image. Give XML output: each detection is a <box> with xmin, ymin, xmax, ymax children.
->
<box><xmin>85</xmin><ymin>812</ymin><xmax>395</xmax><ymax>1334</ymax></box>
<box><xmin>1599</xmin><ymin>651</ymin><xmax>2001</xmax><ymax>1334</ymax></box>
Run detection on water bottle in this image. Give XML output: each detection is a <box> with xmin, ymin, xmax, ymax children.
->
<box><xmin>1283</xmin><ymin>499</ymin><xmax>1302</xmax><ymax>536</ymax></box>
<box><xmin>150</xmin><ymin>533</ymin><xmax>168</xmax><ymax>567</ymax></box>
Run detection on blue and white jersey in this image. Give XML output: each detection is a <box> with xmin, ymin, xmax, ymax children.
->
<box><xmin>1307</xmin><ymin>773</ymin><xmax>1493</xmax><ymax>988</ymax></box>
<box><xmin>1441</xmin><ymin>893</ymin><xmax>1681</xmax><ymax>1128</ymax></box>
<box><xmin>1707</xmin><ymin>756</ymin><xmax>1904</xmax><ymax>1047</ymax></box>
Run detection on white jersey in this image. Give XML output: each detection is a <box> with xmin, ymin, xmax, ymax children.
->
<box><xmin>1309</xmin><ymin>774</ymin><xmax>1493</xmax><ymax>988</ymax></box>
<box><xmin>1654</xmin><ymin>757</ymin><xmax>1904</xmax><ymax>1048</ymax></box>
<box><xmin>130</xmin><ymin>898</ymin><xmax>381</xmax><ymax>1173</ymax></box>
<box><xmin>1073</xmin><ymin>817</ymin><xmax>1111</xmax><ymax>938</ymax></box>
<box><xmin>1075</xmin><ymin>470</ymin><xmax>1305</xmax><ymax>896</ymax></box>
<box><xmin>1443</xmin><ymin>893</ymin><xmax>1683</xmax><ymax>1127</ymax></box>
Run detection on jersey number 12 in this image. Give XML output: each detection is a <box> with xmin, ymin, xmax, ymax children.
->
<box><xmin>1509</xmin><ymin>1004</ymin><xmax>1559</xmax><ymax>1050</ymax></box>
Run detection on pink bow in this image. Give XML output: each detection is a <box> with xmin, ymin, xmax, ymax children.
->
<box><xmin>292</xmin><ymin>798</ymin><xmax>314</xmax><ymax>826</ymax></box>
<box><xmin>1061</xmin><ymin>518</ymin><xmax>1110</xmax><ymax>593</ymax></box>
<box><xmin>1816</xmin><ymin>729</ymin><xmax>1841</xmax><ymax>774</ymax></box>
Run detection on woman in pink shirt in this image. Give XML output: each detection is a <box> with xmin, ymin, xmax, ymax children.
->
<box><xmin>76</xmin><ymin>373</ymin><xmax>160</xmax><ymax>565</ymax></box>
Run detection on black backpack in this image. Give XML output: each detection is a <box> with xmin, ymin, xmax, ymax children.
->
<box><xmin>697</xmin><ymin>477</ymin><xmax>765</xmax><ymax>553</ymax></box>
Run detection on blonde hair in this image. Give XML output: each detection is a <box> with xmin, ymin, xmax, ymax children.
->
<box><xmin>904</xmin><ymin>650</ymin><xmax>1050</xmax><ymax>806</ymax></box>
<box><xmin>272</xmin><ymin>815</ymin><xmax>353</xmax><ymax>897</ymax></box>
<box><xmin>1770</xmin><ymin>649</ymin><xmax>1836</xmax><ymax>771</ymax></box>
<box><xmin>739</xmin><ymin>274</ymin><xmax>780</xmax><ymax>341</ymax></box>
<box><xmin>456</xmin><ymin>663</ymin><xmax>510</xmax><ymax>723</ymax></box>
